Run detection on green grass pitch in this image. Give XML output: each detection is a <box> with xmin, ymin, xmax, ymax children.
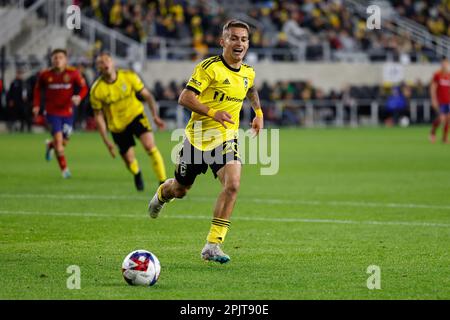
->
<box><xmin>0</xmin><ymin>126</ymin><xmax>449</xmax><ymax>299</ymax></box>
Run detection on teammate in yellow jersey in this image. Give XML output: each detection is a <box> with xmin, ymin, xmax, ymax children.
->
<box><xmin>90</xmin><ymin>53</ymin><xmax>167</xmax><ymax>191</ymax></box>
<box><xmin>148</xmin><ymin>20</ymin><xmax>264</xmax><ymax>263</ymax></box>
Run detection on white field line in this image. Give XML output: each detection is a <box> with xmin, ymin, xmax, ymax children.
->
<box><xmin>0</xmin><ymin>209</ymin><xmax>448</xmax><ymax>228</ymax></box>
<box><xmin>1</xmin><ymin>193</ymin><xmax>450</xmax><ymax>211</ymax></box>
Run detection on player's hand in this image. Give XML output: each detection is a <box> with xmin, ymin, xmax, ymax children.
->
<box><xmin>250</xmin><ymin>115</ymin><xmax>264</xmax><ymax>137</ymax></box>
<box><xmin>154</xmin><ymin>116</ymin><xmax>166</xmax><ymax>130</ymax></box>
<box><xmin>213</xmin><ymin>111</ymin><xmax>235</xmax><ymax>129</ymax></box>
<box><xmin>71</xmin><ymin>95</ymin><xmax>82</xmax><ymax>106</ymax></box>
<box><xmin>32</xmin><ymin>106</ymin><xmax>40</xmax><ymax>117</ymax></box>
<box><xmin>431</xmin><ymin>99</ymin><xmax>439</xmax><ymax>111</ymax></box>
<box><xmin>104</xmin><ymin>140</ymin><xmax>116</xmax><ymax>158</ymax></box>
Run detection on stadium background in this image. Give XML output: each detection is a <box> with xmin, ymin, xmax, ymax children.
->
<box><xmin>1</xmin><ymin>0</ymin><xmax>449</xmax><ymax>131</ymax></box>
<box><xmin>0</xmin><ymin>0</ymin><xmax>449</xmax><ymax>301</ymax></box>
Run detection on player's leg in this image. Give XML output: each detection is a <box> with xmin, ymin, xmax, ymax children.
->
<box><xmin>160</xmin><ymin>178</ymin><xmax>191</xmax><ymax>200</ymax></box>
<box><xmin>59</xmin><ymin>115</ymin><xmax>75</xmax><ymax>178</ymax></box>
<box><xmin>212</xmin><ymin>161</ymin><xmax>241</xmax><ymax>220</ymax></box>
<box><xmin>201</xmin><ymin>161</ymin><xmax>241</xmax><ymax>264</ymax></box>
<box><xmin>46</xmin><ymin>114</ymin><xmax>70</xmax><ymax>177</ymax></box>
<box><xmin>147</xmin><ymin>178</ymin><xmax>192</xmax><ymax>218</ymax></box>
<box><xmin>139</xmin><ymin>131</ymin><xmax>167</xmax><ymax>184</ymax></box>
<box><xmin>430</xmin><ymin>106</ymin><xmax>444</xmax><ymax>143</ymax></box>
<box><xmin>443</xmin><ymin>110</ymin><xmax>450</xmax><ymax>144</ymax></box>
<box><xmin>45</xmin><ymin>132</ymin><xmax>70</xmax><ymax>161</ymax></box>
<box><xmin>45</xmin><ymin>138</ymin><xmax>54</xmax><ymax>161</ymax></box>
<box><xmin>111</xmin><ymin>128</ymin><xmax>144</xmax><ymax>191</ymax></box>
<box><xmin>120</xmin><ymin>146</ymin><xmax>144</xmax><ymax>191</ymax></box>
<box><xmin>45</xmin><ymin>129</ymin><xmax>68</xmax><ymax>161</ymax></box>
<box><xmin>53</xmin><ymin>131</ymin><xmax>71</xmax><ymax>178</ymax></box>
<box><xmin>45</xmin><ymin>115</ymin><xmax>57</xmax><ymax>161</ymax></box>
<box><xmin>148</xmin><ymin>139</ymin><xmax>203</xmax><ymax>218</ymax></box>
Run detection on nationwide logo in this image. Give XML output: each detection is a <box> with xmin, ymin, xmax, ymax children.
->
<box><xmin>223</xmin><ymin>78</ymin><xmax>230</xmax><ymax>85</ymax></box>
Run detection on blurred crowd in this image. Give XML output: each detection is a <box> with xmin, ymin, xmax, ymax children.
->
<box><xmin>152</xmin><ymin>78</ymin><xmax>431</xmax><ymax>126</ymax></box>
<box><xmin>392</xmin><ymin>0</ymin><xmax>450</xmax><ymax>37</ymax></box>
<box><xmin>8</xmin><ymin>0</ymin><xmax>448</xmax><ymax>62</ymax></box>
<box><xmin>0</xmin><ymin>65</ymin><xmax>432</xmax><ymax>132</ymax></box>
<box><xmin>1</xmin><ymin>0</ymin><xmax>445</xmax><ymax>130</ymax></box>
<box><xmin>79</xmin><ymin>0</ymin><xmax>226</xmax><ymax>49</ymax></box>
<box><xmin>75</xmin><ymin>0</ymin><xmax>445</xmax><ymax>62</ymax></box>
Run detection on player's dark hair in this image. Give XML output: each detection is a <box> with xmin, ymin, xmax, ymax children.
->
<box><xmin>97</xmin><ymin>51</ymin><xmax>112</xmax><ymax>58</ymax></box>
<box><xmin>222</xmin><ymin>20</ymin><xmax>250</xmax><ymax>36</ymax></box>
<box><xmin>51</xmin><ymin>48</ymin><xmax>68</xmax><ymax>57</ymax></box>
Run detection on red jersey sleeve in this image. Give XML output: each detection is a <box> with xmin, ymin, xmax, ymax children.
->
<box><xmin>73</xmin><ymin>70</ymin><xmax>88</xmax><ymax>100</ymax></box>
<box><xmin>432</xmin><ymin>72</ymin><xmax>440</xmax><ymax>84</ymax></box>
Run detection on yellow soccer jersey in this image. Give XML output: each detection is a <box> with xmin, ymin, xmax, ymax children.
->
<box><xmin>90</xmin><ymin>70</ymin><xmax>146</xmax><ymax>133</ymax></box>
<box><xmin>185</xmin><ymin>55</ymin><xmax>255</xmax><ymax>151</ymax></box>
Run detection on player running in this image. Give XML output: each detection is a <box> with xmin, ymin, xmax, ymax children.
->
<box><xmin>148</xmin><ymin>20</ymin><xmax>264</xmax><ymax>263</ymax></box>
<box><xmin>33</xmin><ymin>49</ymin><xmax>88</xmax><ymax>178</ymax></box>
<box><xmin>90</xmin><ymin>53</ymin><xmax>167</xmax><ymax>191</ymax></box>
<box><xmin>430</xmin><ymin>57</ymin><xmax>450</xmax><ymax>144</ymax></box>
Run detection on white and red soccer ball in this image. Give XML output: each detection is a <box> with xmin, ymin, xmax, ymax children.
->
<box><xmin>121</xmin><ymin>250</ymin><xmax>161</xmax><ymax>286</ymax></box>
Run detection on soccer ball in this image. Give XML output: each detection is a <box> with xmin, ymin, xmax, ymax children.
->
<box><xmin>399</xmin><ymin>116</ymin><xmax>410</xmax><ymax>127</ymax></box>
<box><xmin>121</xmin><ymin>250</ymin><xmax>161</xmax><ymax>286</ymax></box>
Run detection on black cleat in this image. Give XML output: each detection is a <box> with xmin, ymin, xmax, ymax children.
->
<box><xmin>134</xmin><ymin>171</ymin><xmax>144</xmax><ymax>191</ymax></box>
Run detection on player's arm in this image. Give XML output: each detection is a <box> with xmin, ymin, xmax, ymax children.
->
<box><xmin>430</xmin><ymin>79</ymin><xmax>438</xmax><ymax>111</ymax></box>
<box><xmin>93</xmin><ymin>109</ymin><xmax>116</xmax><ymax>158</ymax></box>
<box><xmin>139</xmin><ymin>87</ymin><xmax>165</xmax><ymax>130</ymax></box>
<box><xmin>90</xmin><ymin>88</ymin><xmax>115</xmax><ymax>158</ymax></box>
<box><xmin>246</xmin><ymin>86</ymin><xmax>264</xmax><ymax>136</ymax></box>
<box><xmin>72</xmin><ymin>71</ymin><xmax>88</xmax><ymax>106</ymax></box>
<box><xmin>178</xmin><ymin>89</ymin><xmax>235</xmax><ymax>128</ymax></box>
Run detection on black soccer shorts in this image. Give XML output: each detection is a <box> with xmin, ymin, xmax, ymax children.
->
<box><xmin>111</xmin><ymin>113</ymin><xmax>152</xmax><ymax>155</ymax></box>
<box><xmin>174</xmin><ymin>138</ymin><xmax>241</xmax><ymax>186</ymax></box>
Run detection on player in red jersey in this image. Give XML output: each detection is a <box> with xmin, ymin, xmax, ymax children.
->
<box><xmin>33</xmin><ymin>49</ymin><xmax>88</xmax><ymax>178</ymax></box>
<box><xmin>429</xmin><ymin>57</ymin><xmax>450</xmax><ymax>144</ymax></box>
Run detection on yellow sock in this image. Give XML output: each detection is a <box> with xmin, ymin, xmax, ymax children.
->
<box><xmin>128</xmin><ymin>159</ymin><xmax>140</xmax><ymax>175</ymax></box>
<box><xmin>148</xmin><ymin>147</ymin><xmax>167</xmax><ymax>183</ymax></box>
<box><xmin>206</xmin><ymin>218</ymin><xmax>231</xmax><ymax>244</ymax></box>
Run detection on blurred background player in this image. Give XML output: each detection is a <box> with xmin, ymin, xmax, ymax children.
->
<box><xmin>429</xmin><ymin>57</ymin><xmax>450</xmax><ymax>144</ymax></box>
<box><xmin>90</xmin><ymin>52</ymin><xmax>167</xmax><ymax>191</ymax></box>
<box><xmin>33</xmin><ymin>49</ymin><xmax>88</xmax><ymax>178</ymax></box>
<box><xmin>148</xmin><ymin>20</ymin><xmax>264</xmax><ymax>263</ymax></box>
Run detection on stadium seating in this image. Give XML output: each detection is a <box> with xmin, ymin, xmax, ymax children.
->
<box><xmin>75</xmin><ymin>0</ymin><xmax>444</xmax><ymax>62</ymax></box>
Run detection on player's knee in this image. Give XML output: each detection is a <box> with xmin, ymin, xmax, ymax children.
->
<box><xmin>54</xmin><ymin>145</ymin><xmax>64</xmax><ymax>155</ymax></box>
<box><xmin>224</xmin><ymin>179</ymin><xmax>240</xmax><ymax>195</ymax></box>
<box><xmin>173</xmin><ymin>186</ymin><xmax>188</xmax><ymax>199</ymax></box>
<box><xmin>144</xmin><ymin>143</ymin><xmax>154</xmax><ymax>153</ymax></box>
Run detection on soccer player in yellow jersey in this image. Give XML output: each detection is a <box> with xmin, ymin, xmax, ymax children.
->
<box><xmin>90</xmin><ymin>53</ymin><xmax>167</xmax><ymax>191</ymax></box>
<box><xmin>148</xmin><ymin>20</ymin><xmax>264</xmax><ymax>263</ymax></box>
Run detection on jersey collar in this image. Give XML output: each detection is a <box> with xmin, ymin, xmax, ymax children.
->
<box><xmin>103</xmin><ymin>70</ymin><xmax>120</xmax><ymax>84</ymax></box>
<box><xmin>220</xmin><ymin>55</ymin><xmax>241</xmax><ymax>72</ymax></box>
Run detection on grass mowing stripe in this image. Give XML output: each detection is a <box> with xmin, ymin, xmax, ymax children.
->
<box><xmin>2</xmin><ymin>193</ymin><xmax>450</xmax><ymax>211</ymax></box>
<box><xmin>1</xmin><ymin>209</ymin><xmax>449</xmax><ymax>228</ymax></box>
